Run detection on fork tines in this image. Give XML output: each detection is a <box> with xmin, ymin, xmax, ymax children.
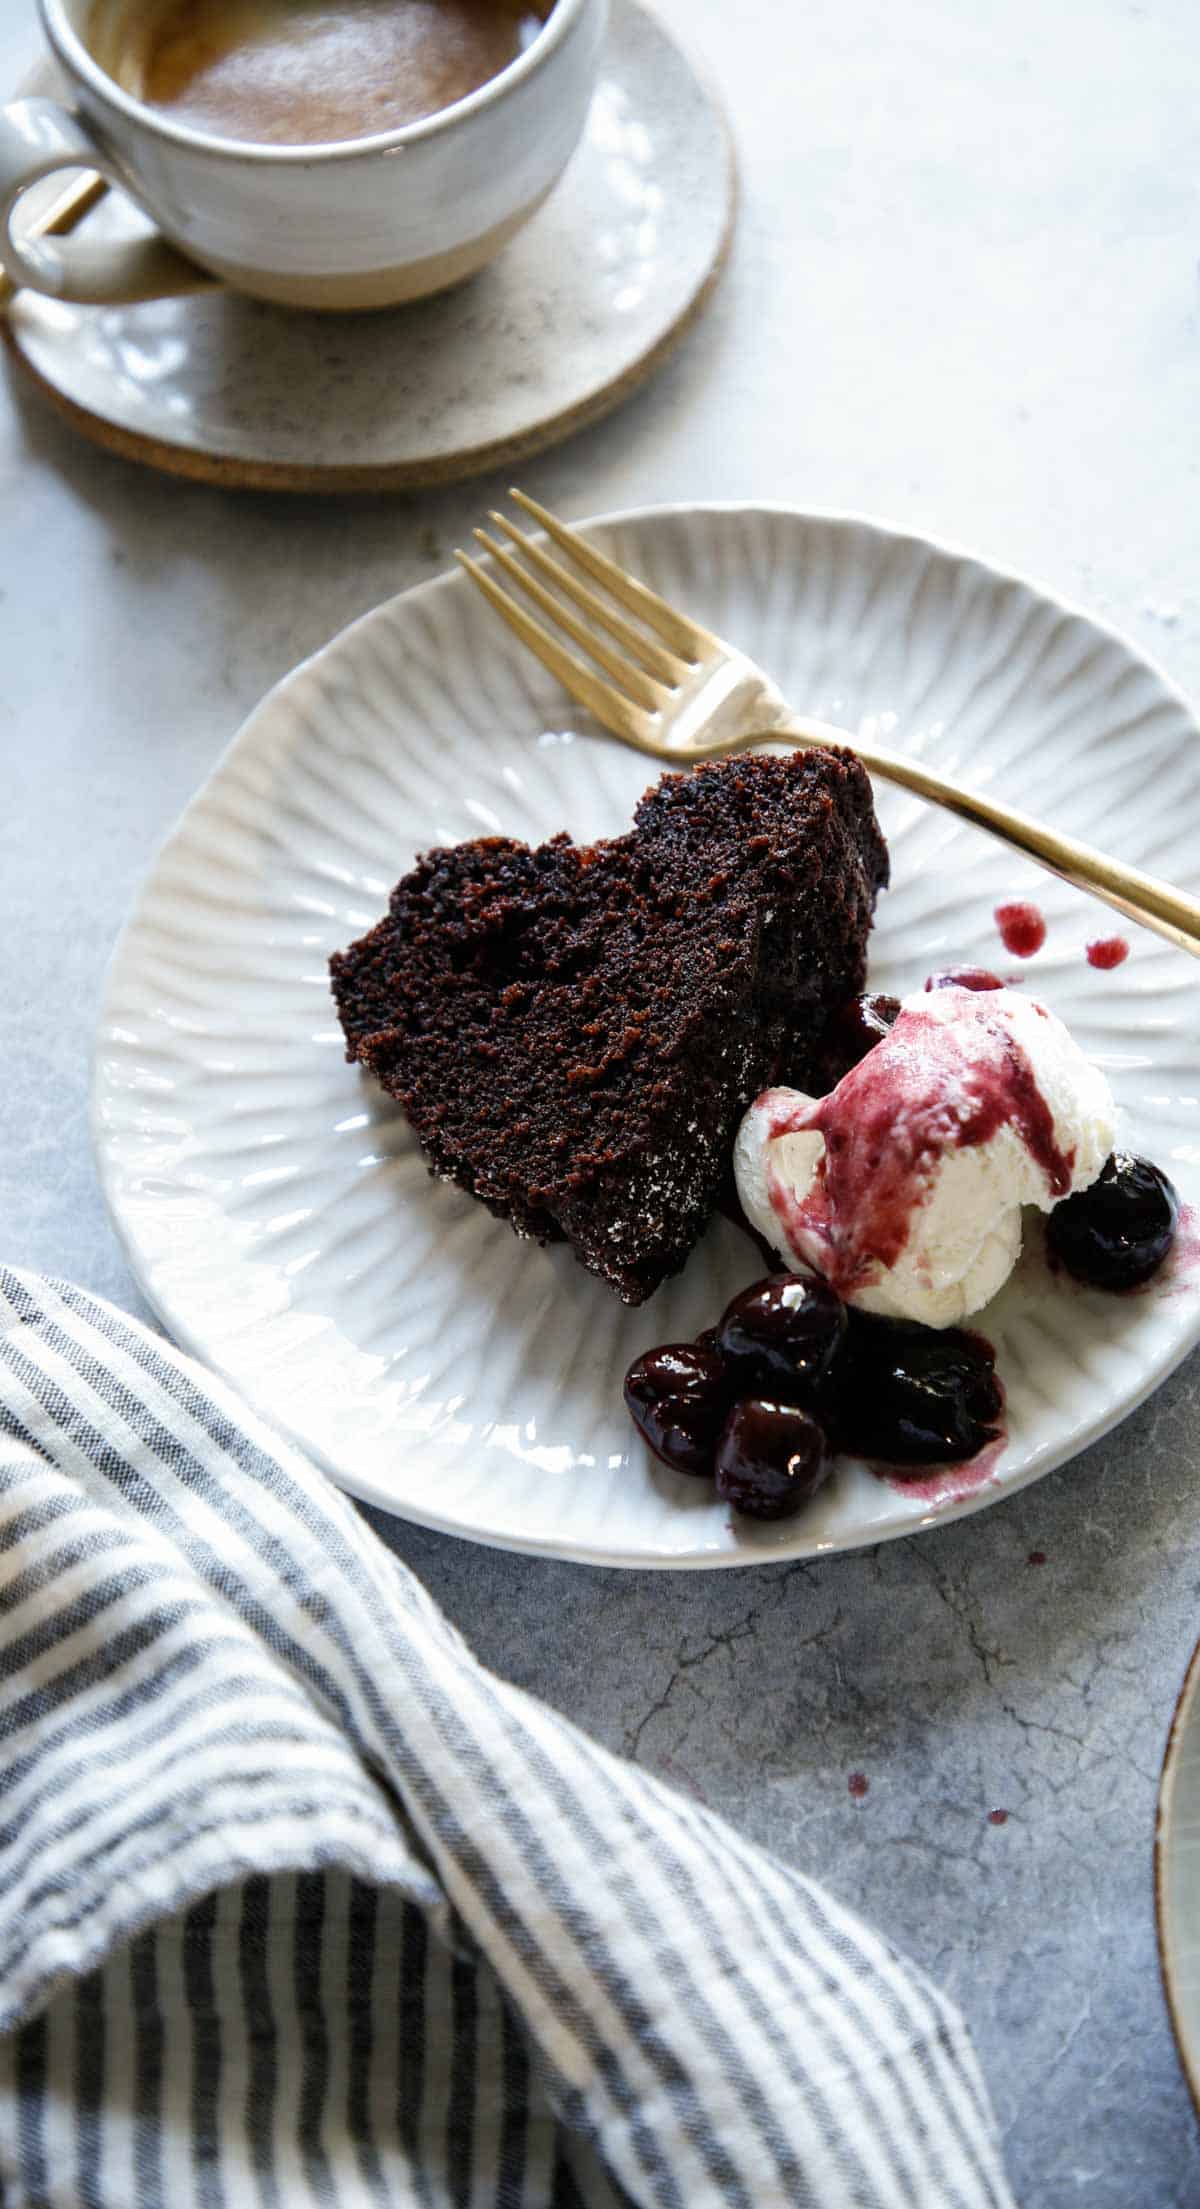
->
<box><xmin>454</xmin><ymin>488</ymin><xmax>714</xmax><ymax>745</ymax></box>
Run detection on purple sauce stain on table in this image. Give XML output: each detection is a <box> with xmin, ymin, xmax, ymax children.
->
<box><xmin>1027</xmin><ymin>1549</ymin><xmax>1047</xmax><ymax>1567</ymax></box>
<box><xmin>848</xmin><ymin>1772</ymin><xmax>870</xmax><ymax>1799</ymax></box>
<box><xmin>988</xmin><ymin>1809</ymin><xmax>1009</xmax><ymax>1827</ymax></box>
<box><xmin>994</xmin><ymin>901</ymin><xmax>1046</xmax><ymax>958</ymax></box>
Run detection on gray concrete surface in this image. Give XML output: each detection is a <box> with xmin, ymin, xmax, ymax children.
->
<box><xmin>4</xmin><ymin>1</ymin><xmax>1200</xmax><ymax>2198</ymax></box>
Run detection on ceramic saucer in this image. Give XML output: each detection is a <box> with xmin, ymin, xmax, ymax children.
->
<box><xmin>2</xmin><ymin>0</ymin><xmax>734</xmax><ymax>492</ymax></box>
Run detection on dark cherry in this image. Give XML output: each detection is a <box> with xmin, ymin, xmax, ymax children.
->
<box><xmin>714</xmin><ymin>1399</ymin><xmax>833</xmax><ymax>1520</ymax></box>
<box><xmin>1046</xmin><ymin>1151</ymin><xmax>1180</xmax><ymax>1290</ymax></box>
<box><xmin>715</xmin><ymin>1274</ymin><xmax>847</xmax><ymax>1399</ymax></box>
<box><xmin>812</xmin><ymin>992</ymin><xmax>901</xmax><ymax>1092</ymax></box>
<box><xmin>623</xmin><ymin>1343</ymin><xmax>734</xmax><ymax>1477</ymax></box>
<box><xmin>834</xmin><ymin>1312</ymin><xmax>1003</xmax><ymax>1466</ymax></box>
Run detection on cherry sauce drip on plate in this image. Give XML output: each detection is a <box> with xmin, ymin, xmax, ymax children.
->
<box><xmin>924</xmin><ymin>967</ymin><xmax>1003</xmax><ymax>993</ymax></box>
<box><xmin>1085</xmin><ymin>935</ymin><xmax>1129</xmax><ymax>971</ymax></box>
<box><xmin>994</xmin><ymin>901</ymin><xmax>1046</xmax><ymax>958</ymax></box>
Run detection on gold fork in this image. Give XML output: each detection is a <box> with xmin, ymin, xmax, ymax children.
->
<box><xmin>455</xmin><ymin>490</ymin><xmax>1200</xmax><ymax>960</ymax></box>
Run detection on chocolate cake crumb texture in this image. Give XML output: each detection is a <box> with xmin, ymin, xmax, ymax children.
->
<box><xmin>330</xmin><ymin>749</ymin><xmax>888</xmax><ymax>1303</ymax></box>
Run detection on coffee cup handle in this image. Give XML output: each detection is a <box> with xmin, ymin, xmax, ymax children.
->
<box><xmin>0</xmin><ymin>97</ymin><xmax>214</xmax><ymax>305</ymax></box>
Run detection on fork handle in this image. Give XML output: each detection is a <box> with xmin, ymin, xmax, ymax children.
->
<box><xmin>763</xmin><ymin>715</ymin><xmax>1200</xmax><ymax>960</ymax></box>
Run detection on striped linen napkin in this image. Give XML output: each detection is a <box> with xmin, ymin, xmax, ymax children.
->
<box><xmin>0</xmin><ymin>1268</ymin><xmax>1015</xmax><ymax>2209</ymax></box>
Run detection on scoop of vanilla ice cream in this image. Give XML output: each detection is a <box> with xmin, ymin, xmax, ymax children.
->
<box><xmin>733</xmin><ymin>985</ymin><xmax>1116</xmax><ymax>1327</ymax></box>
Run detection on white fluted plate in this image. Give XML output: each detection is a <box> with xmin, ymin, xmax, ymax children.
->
<box><xmin>93</xmin><ymin>505</ymin><xmax>1200</xmax><ymax>1565</ymax></box>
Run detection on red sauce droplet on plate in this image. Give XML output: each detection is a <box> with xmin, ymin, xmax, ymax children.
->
<box><xmin>1086</xmin><ymin>935</ymin><xmax>1129</xmax><ymax>971</ymax></box>
<box><xmin>924</xmin><ymin>967</ymin><xmax>1004</xmax><ymax>992</ymax></box>
<box><xmin>994</xmin><ymin>901</ymin><xmax>1046</xmax><ymax>957</ymax></box>
<box><xmin>1027</xmin><ymin>1549</ymin><xmax>1047</xmax><ymax>1566</ymax></box>
<box><xmin>988</xmin><ymin>1808</ymin><xmax>1009</xmax><ymax>1827</ymax></box>
<box><xmin>848</xmin><ymin>1772</ymin><xmax>870</xmax><ymax>1799</ymax></box>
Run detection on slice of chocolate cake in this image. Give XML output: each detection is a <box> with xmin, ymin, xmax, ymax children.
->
<box><xmin>330</xmin><ymin>749</ymin><xmax>888</xmax><ymax>1303</ymax></box>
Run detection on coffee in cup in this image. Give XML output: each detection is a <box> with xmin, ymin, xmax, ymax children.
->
<box><xmin>85</xmin><ymin>0</ymin><xmax>553</xmax><ymax>149</ymax></box>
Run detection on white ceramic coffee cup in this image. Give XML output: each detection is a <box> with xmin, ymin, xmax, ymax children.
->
<box><xmin>0</xmin><ymin>0</ymin><xmax>606</xmax><ymax>310</ymax></box>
